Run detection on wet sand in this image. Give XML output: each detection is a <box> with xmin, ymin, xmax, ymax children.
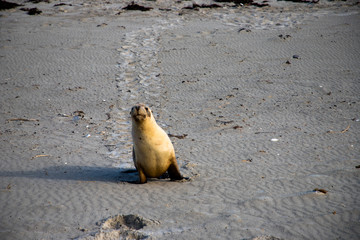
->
<box><xmin>1</xmin><ymin>0</ymin><xmax>359</xmax><ymax>239</ymax></box>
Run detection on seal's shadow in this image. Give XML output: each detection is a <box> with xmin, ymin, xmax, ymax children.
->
<box><xmin>0</xmin><ymin>165</ymin><xmax>138</xmax><ymax>183</ymax></box>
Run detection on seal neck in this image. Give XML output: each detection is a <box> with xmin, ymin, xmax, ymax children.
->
<box><xmin>132</xmin><ymin>116</ymin><xmax>158</xmax><ymax>132</ymax></box>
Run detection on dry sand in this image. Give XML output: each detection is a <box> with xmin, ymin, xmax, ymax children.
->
<box><xmin>1</xmin><ymin>0</ymin><xmax>359</xmax><ymax>239</ymax></box>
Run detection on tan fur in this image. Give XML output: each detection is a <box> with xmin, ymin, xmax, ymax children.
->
<box><xmin>130</xmin><ymin>104</ymin><xmax>183</xmax><ymax>183</ymax></box>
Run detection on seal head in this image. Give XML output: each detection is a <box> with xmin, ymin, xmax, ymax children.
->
<box><xmin>130</xmin><ymin>104</ymin><xmax>152</xmax><ymax>122</ymax></box>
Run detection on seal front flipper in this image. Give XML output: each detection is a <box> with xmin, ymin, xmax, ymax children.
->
<box><xmin>132</xmin><ymin>147</ymin><xmax>137</xmax><ymax>169</ymax></box>
<box><xmin>133</xmin><ymin>147</ymin><xmax>147</xmax><ymax>183</ymax></box>
<box><xmin>137</xmin><ymin>165</ymin><xmax>148</xmax><ymax>184</ymax></box>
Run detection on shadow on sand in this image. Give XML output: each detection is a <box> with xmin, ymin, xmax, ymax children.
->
<box><xmin>0</xmin><ymin>165</ymin><xmax>139</xmax><ymax>183</ymax></box>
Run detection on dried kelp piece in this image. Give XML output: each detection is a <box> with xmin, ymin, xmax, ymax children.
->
<box><xmin>216</xmin><ymin>120</ymin><xmax>234</xmax><ymax>125</ymax></box>
<box><xmin>20</xmin><ymin>7</ymin><xmax>42</xmax><ymax>15</ymax></box>
<box><xmin>122</xmin><ymin>1</ymin><xmax>152</xmax><ymax>11</ymax></box>
<box><xmin>313</xmin><ymin>188</ymin><xmax>328</xmax><ymax>194</ymax></box>
<box><xmin>252</xmin><ymin>236</ymin><xmax>283</xmax><ymax>240</ymax></box>
<box><xmin>326</xmin><ymin>124</ymin><xmax>350</xmax><ymax>134</ymax></box>
<box><xmin>215</xmin><ymin>0</ymin><xmax>254</xmax><ymax>4</ymax></box>
<box><xmin>278</xmin><ymin>0</ymin><xmax>319</xmax><ymax>3</ymax></box>
<box><xmin>7</xmin><ymin>118</ymin><xmax>39</xmax><ymax>122</ymax></box>
<box><xmin>238</xmin><ymin>27</ymin><xmax>251</xmax><ymax>33</ymax></box>
<box><xmin>53</xmin><ymin>3</ymin><xmax>72</xmax><ymax>7</ymax></box>
<box><xmin>279</xmin><ymin>34</ymin><xmax>292</xmax><ymax>40</ymax></box>
<box><xmin>251</xmin><ymin>2</ymin><xmax>269</xmax><ymax>7</ymax></box>
<box><xmin>168</xmin><ymin>133</ymin><xmax>188</xmax><ymax>139</ymax></box>
<box><xmin>28</xmin><ymin>7</ymin><xmax>41</xmax><ymax>14</ymax></box>
<box><xmin>0</xmin><ymin>0</ymin><xmax>22</xmax><ymax>10</ymax></box>
<box><xmin>215</xmin><ymin>0</ymin><xmax>270</xmax><ymax>7</ymax></box>
<box><xmin>242</xmin><ymin>159</ymin><xmax>253</xmax><ymax>163</ymax></box>
<box><xmin>31</xmin><ymin>154</ymin><xmax>50</xmax><ymax>159</ymax></box>
<box><xmin>27</xmin><ymin>0</ymin><xmax>50</xmax><ymax>3</ymax></box>
<box><xmin>183</xmin><ymin>3</ymin><xmax>222</xmax><ymax>9</ymax></box>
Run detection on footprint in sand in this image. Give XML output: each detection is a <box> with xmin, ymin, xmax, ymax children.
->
<box><xmin>77</xmin><ymin>214</ymin><xmax>159</xmax><ymax>239</ymax></box>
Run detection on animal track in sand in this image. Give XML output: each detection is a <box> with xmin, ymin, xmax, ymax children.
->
<box><xmin>78</xmin><ymin>214</ymin><xmax>159</xmax><ymax>239</ymax></box>
<box><xmin>99</xmin><ymin>214</ymin><xmax>159</xmax><ymax>239</ymax></box>
<box><xmin>102</xmin><ymin>214</ymin><xmax>158</xmax><ymax>231</ymax></box>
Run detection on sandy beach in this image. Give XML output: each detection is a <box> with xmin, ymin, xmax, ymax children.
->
<box><xmin>1</xmin><ymin>0</ymin><xmax>359</xmax><ymax>239</ymax></box>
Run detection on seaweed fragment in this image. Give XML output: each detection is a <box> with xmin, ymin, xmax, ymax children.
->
<box><xmin>27</xmin><ymin>0</ymin><xmax>50</xmax><ymax>3</ymax></box>
<box><xmin>122</xmin><ymin>1</ymin><xmax>152</xmax><ymax>11</ymax></box>
<box><xmin>215</xmin><ymin>0</ymin><xmax>269</xmax><ymax>7</ymax></box>
<box><xmin>215</xmin><ymin>0</ymin><xmax>253</xmax><ymax>4</ymax></box>
<box><xmin>168</xmin><ymin>133</ymin><xmax>188</xmax><ymax>139</ymax></box>
<box><xmin>251</xmin><ymin>2</ymin><xmax>269</xmax><ymax>7</ymax></box>
<box><xmin>277</xmin><ymin>0</ymin><xmax>319</xmax><ymax>3</ymax></box>
<box><xmin>216</xmin><ymin>120</ymin><xmax>234</xmax><ymax>125</ymax></box>
<box><xmin>313</xmin><ymin>188</ymin><xmax>328</xmax><ymax>194</ymax></box>
<box><xmin>7</xmin><ymin>118</ymin><xmax>39</xmax><ymax>122</ymax></box>
<box><xmin>238</xmin><ymin>27</ymin><xmax>251</xmax><ymax>33</ymax></box>
<box><xmin>20</xmin><ymin>7</ymin><xmax>42</xmax><ymax>15</ymax></box>
<box><xmin>54</xmin><ymin>3</ymin><xmax>72</xmax><ymax>7</ymax></box>
<box><xmin>183</xmin><ymin>3</ymin><xmax>222</xmax><ymax>9</ymax></box>
<box><xmin>0</xmin><ymin>0</ymin><xmax>22</xmax><ymax>10</ymax></box>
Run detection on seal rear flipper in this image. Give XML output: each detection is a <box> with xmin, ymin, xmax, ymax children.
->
<box><xmin>167</xmin><ymin>163</ymin><xmax>183</xmax><ymax>181</ymax></box>
<box><xmin>158</xmin><ymin>172</ymin><xmax>169</xmax><ymax>179</ymax></box>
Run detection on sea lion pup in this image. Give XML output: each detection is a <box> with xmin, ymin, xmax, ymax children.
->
<box><xmin>130</xmin><ymin>104</ymin><xmax>184</xmax><ymax>184</ymax></box>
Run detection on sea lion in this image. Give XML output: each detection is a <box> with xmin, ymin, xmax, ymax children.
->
<box><xmin>130</xmin><ymin>104</ymin><xmax>183</xmax><ymax>183</ymax></box>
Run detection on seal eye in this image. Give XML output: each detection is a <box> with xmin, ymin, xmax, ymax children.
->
<box><xmin>145</xmin><ymin>107</ymin><xmax>152</xmax><ymax>117</ymax></box>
